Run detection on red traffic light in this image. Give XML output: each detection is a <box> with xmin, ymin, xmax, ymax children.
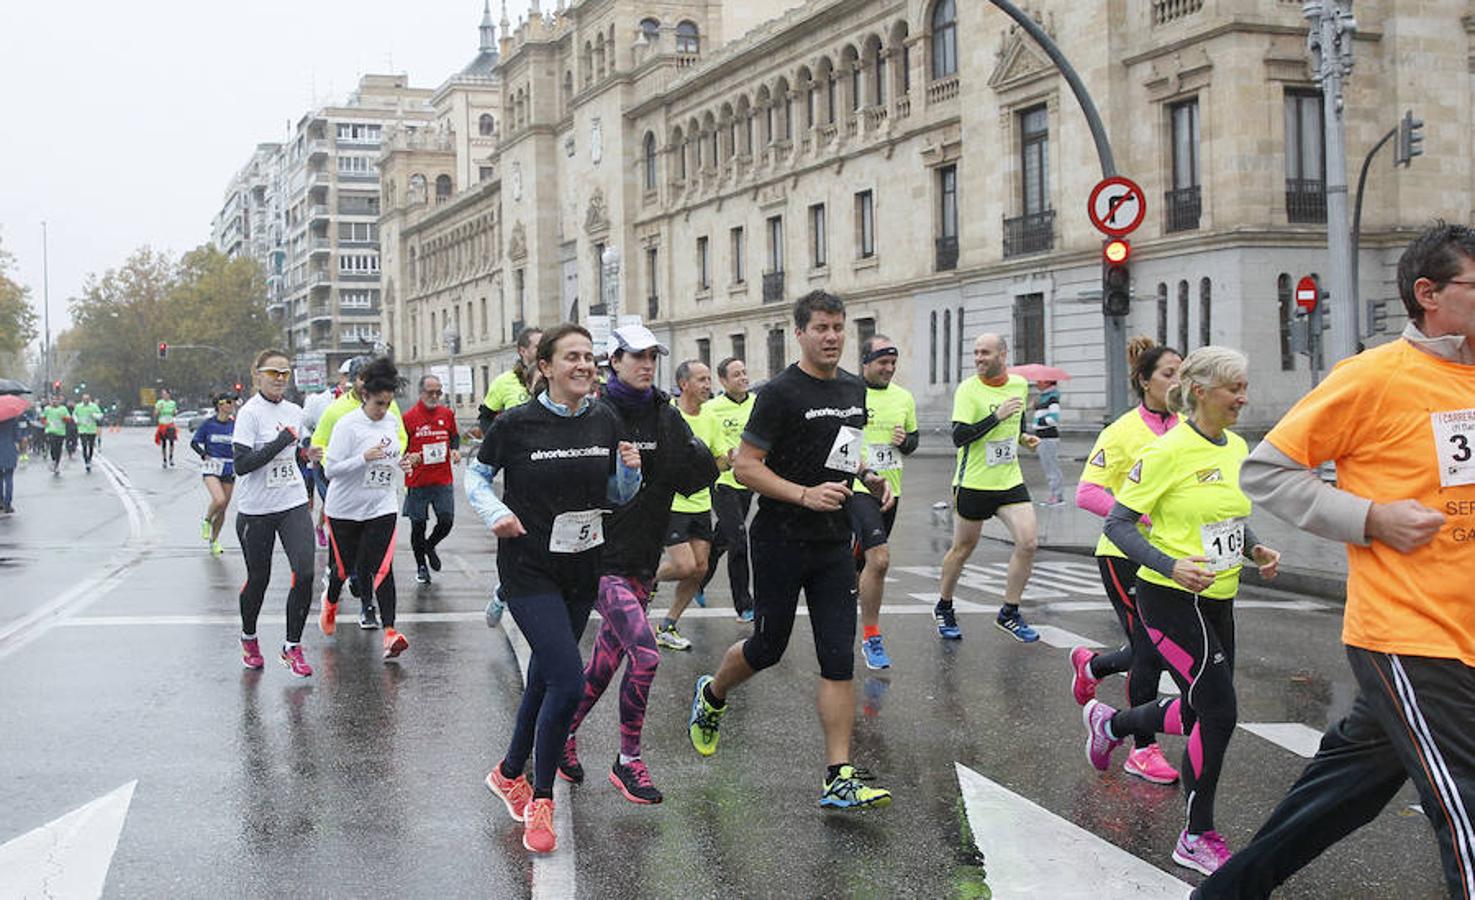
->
<box><xmin>233</xmin><ymin>382</ymin><xmax>243</xmax><ymax>393</ymax></box>
<box><xmin>1103</xmin><ymin>239</ymin><xmax>1131</xmax><ymax>264</ymax></box>
<box><xmin>52</xmin><ymin>380</ymin><xmax>62</xmax><ymax>390</ymax></box>
<box><xmin>158</xmin><ymin>341</ymin><xmax>169</xmax><ymax>359</ymax></box>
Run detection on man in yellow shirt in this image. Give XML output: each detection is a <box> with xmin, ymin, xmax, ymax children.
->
<box><xmin>477</xmin><ymin>326</ymin><xmax>542</xmax><ymax>436</ymax></box>
<box><xmin>699</xmin><ymin>358</ymin><xmax>757</xmax><ymax>621</ymax></box>
<box><xmin>936</xmin><ymin>333</ymin><xmax>1041</xmax><ymax>642</ymax></box>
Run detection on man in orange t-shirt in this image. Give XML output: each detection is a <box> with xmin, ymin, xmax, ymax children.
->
<box><xmin>1198</xmin><ymin>224</ymin><xmax>1475</xmax><ymax>899</ymax></box>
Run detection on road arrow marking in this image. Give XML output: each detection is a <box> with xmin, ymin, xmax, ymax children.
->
<box><xmin>955</xmin><ymin>763</ymin><xmax>1190</xmax><ymax>897</ymax></box>
<box><xmin>0</xmin><ymin>781</ymin><xmax>136</xmax><ymax>900</ymax></box>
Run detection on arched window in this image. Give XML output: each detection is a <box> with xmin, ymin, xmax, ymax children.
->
<box><xmin>676</xmin><ymin>21</ymin><xmax>700</xmax><ymax>54</ymax></box>
<box><xmin>640</xmin><ymin>17</ymin><xmax>660</xmax><ymax>44</ymax></box>
<box><xmin>867</xmin><ymin>38</ymin><xmax>886</xmax><ymax>106</ymax></box>
<box><xmin>672</xmin><ymin>128</ymin><xmax>686</xmax><ymax>180</ymax></box>
<box><xmin>1199</xmin><ymin>278</ymin><xmax>1212</xmax><ymax>347</ymax></box>
<box><xmin>478</xmin><ymin>113</ymin><xmax>495</xmax><ymax>136</ymax></box>
<box><xmin>1177</xmin><ymin>280</ymin><xmax>1190</xmax><ymax>353</ymax></box>
<box><xmin>643</xmin><ymin>131</ymin><xmax>658</xmax><ymax>190</ymax></box>
<box><xmin>931</xmin><ymin>0</ymin><xmax>957</xmax><ymax>80</ymax></box>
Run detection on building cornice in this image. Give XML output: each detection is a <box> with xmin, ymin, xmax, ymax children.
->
<box><xmin>1119</xmin><ymin>20</ymin><xmax>1382</xmax><ymax>69</ymax></box>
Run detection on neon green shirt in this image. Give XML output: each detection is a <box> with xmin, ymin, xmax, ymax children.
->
<box><xmin>311</xmin><ymin>392</ymin><xmax>408</xmax><ymax>451</ymax></box>
<box><xmin>703</xmin><ymin>392</ymin><xmax>754</xmax><ymax>491</ymax></box>
<box><xmin>951</xmin><ymin>374</ymin><xmax>1028</xmax><ymax>491</ymax></box>
<box><xmin>1115</xmin><ymin>424</ymin><xmax>1252</xmax><ymax>600</ymax></box>
<box><xmin>155</xmin><ymin>398</ymin><xmax>178</xmax><ymax>424</ymax></box>
<box><xmin>856</xmin><ymin>382</ymin><xmax>917</xmax><ymax>498</ymax></box>
<box><xmin>73</xmin><ymin>402</ymin><xmax>103</xmax><ymax>435</ymax></box>
<box><xmin>43</xmin><ymin>404</ymin><xmax>69</xmax><ymax>436</ymax></box>
<box><xmin>482</xmin><ymin>369</ymin><xmax>530</xmax><ymax>414</ymax></box>
<box><xmin>671</xmin><ymin>403</ymin><xmax>730</xmax><ymax>514</ymax></box>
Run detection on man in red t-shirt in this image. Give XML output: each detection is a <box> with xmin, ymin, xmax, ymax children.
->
<box><xmin>402</xmin><ymin>374</ymin><xmax>461</xmax><ymax>584</ymax></box>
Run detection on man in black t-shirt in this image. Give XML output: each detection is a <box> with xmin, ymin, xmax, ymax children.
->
<box><xmin>686</xmin><ymin>290</ymin><xmax>895</xmax><ymax>810</ymax></box>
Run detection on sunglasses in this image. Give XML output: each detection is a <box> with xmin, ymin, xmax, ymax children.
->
<box><xmin>257</xmin><ymin>368</ymin><xmax>292</xmax><ymax>379</ymax></box>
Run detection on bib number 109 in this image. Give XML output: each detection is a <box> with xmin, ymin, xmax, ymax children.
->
<box><xmin>1200</xmin><ymin>520</ymin><xmax>1245</xmax><ymax>573</ymax></box>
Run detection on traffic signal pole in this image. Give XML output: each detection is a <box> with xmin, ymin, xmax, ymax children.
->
<box><xmin>1305</xmin><ymin>0</ymin><xmax>1359</xmax><ymax>361</ymax></box>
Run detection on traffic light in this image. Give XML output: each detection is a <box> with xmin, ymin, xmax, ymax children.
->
<box><xmin>1395</xmin><ymin>109</ymin><xmax>1424</xmax><ymax>167</ymax></box>
<box><xmin>52</xmin><ymin>380</ymin><xmax>61</xmax><ymax>391</ymax></box>
<box><xmin>158</xmin><ymin>341</ymin><xmax>169</xmax><ymax>359</ymax></box>
<box><xmin>1102</xmin><ymin>239</ymin><xmax>1132</xmax><ymax>317</ymax></box>
<box><xmin>233</xmin><ymin>382</ymin><xmax>243</xmax><ymax>393</ymax></box>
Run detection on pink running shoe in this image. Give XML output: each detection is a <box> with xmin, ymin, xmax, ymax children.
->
<box><xmin>486</xmin><ymin>762</ymin><xmax>533</xmax><ymax>822</ymax></box>
<box><xmin>315</xmin><ymin>524</ymin><xmax>328</xmax><ymax>548</ymax></box>
<box><xmin>1124</xmin><ymin>744</ymin><xmax>1180</xmax><ymax>785</ymax></box>
<box><xmin>522</xmin><ymin>798</ymin><xmax>557</xmax><ymax>853</ymax></box>
<box><xmin>279</xmin><ymin>644</ymin><xmax>313</xmax><ymax>677</ymax></box>
<box><xmin>1172</xmin><ymin>829</ymin><xmax>1233</xmax><ymax>875</ymax></box>
<box><xmin>240</xmin><ymin>637</ymin><xmax>264</xmax><ymax>670</ymax></box>
<box><xmin>1083</xmin><ymin>699</ymin><xmax>1123</xmax><ymax>771</ymax></box>
<box><xmin>1070</xmin><ymin>646</ymin><xmax>1100</xmax><ymax>706</ymax></box>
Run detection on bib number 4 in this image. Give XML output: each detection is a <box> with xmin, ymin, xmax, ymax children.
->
<box><xmin>825</xmin><ymin>426</ymin><xmax>864</xmax><ymax>474</ymax></box>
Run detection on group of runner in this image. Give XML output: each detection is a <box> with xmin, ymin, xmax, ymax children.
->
<box><xmin>32</xmin><ymin>393</ymin><xmax>103</xmax><ymax>476</ymax></box>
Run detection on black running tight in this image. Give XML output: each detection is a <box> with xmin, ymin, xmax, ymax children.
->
<box><xmin>236</xmin><ymin>504</ymin><xmax>316</xmax><ymax>642</ymax></box>
<box><xmin>327</xmin><ymin>514</ymin><xmax>399</xmax><ymax>627</ymax></box>
<box><xmin>1090</xmin><ymin>555</ymin><xmax>1167</xmax><ymax>749</ymax></box>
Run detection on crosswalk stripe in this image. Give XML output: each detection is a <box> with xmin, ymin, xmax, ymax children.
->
<box><xmin>1030</xmin><ymin>625</ymin><xmax>1105</xmax><ymax>650</ymax></box>
<box><xmin>1238</xmin><ymin>722</ymin><xmax>1325</xmax><ymax>758</ymax></box>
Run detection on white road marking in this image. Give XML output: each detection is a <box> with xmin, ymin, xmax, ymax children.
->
<box><xmin>1238</xmin><ymin>722</ymin><xmax>1325</xmax><ymax>759</ymax></box>
<box><xmin>0</xmin><ymin>781</ymin><xmax>136</xmax><ymax>900</ymax></box>
<box><xmin>1038</xmin><ymin>598</ymin><xmax>1329</xmax><ymax>614</ymax></box>
<box><xmin>1159</xmin><ymin>672</ymin><xmax>1180</xmax><ymax>696</ymax></box>
<box><xmin>1030</xmin><ymin>625</ymin><xmax>1105</xmax><ymax>650</ymax></box>
<box><xmin>955</xmin><ymin>762</ymin><xmax>1191</xmax><ymax>897</ymax></box>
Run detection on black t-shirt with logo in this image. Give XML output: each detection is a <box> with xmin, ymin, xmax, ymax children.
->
<box><xmin>478</xmin><ymin>399</ymin><xmax>620</xmax><ymax>597</ymax></box>
<box><xmin>742</xmin><ymin>363</ymin><xmax>868</xmax><ymax>544</ymax></box>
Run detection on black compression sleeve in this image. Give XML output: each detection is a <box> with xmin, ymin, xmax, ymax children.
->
<box><xmin>477</xmin><ymin>405</ymin><xmax>495</xmax><ymax>437</ymax></box>
<box><xmin>233</xmin><ymin>432</ymin><xmax>294</xmax><ymax>475</ymax></box>
<box><xmin>899</xmin><ymin>430</ymin><xmax>920</xmax><ymax>455</ymax></box>
<box><xmin>1103</xmin><ymin>502</ymin><xmax>1178</xmax><ymax>578</ymax></box>
<box><xmin>449</xmin><ymin>431</ymin><xmax>462</xmax><ymax>451</ymax></box>
<box><xmin>952</xmin><ymin>415</ymin><xmax>1000</xmax><ymax>448</ymax></box>
<box><xmin>1243</xmin><ymin>524</ymin><xmax>1261</xmax><ymax>555</ymax></box>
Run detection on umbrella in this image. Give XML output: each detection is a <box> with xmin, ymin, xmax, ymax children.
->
<box><xmin>0</xmin><ymin>394</ymin><xmax>29</xmax><ymax>422</ymax></box>
<box><xmin>1008</xmin><ymin>364</ymin><xmax>1072</xmax><ymax>383</ymax></box>
<box><xmin>0</xmin><ymin>378</ymin><xmax>32</xmax><ymax>395</ymax></box>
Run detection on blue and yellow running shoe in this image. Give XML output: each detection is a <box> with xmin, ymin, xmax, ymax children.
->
<box><xmin>820</xmin><ymin>765</ymin><xmax>892</xmax><ymax>810</ymax></box>
<box><xmin>688</xmin><ymin>674</ymin><xmax>726</xmax><ymax>757</ymax></box>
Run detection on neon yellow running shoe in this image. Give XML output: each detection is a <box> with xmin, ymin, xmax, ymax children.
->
<box><xmin>211</xmin><ymin>540</ymin><xmax>224</xmax><ymax>556</ymax></box>
<box><xmin>201</xmin><ymin>517</ymin><xmax>212</xmax><ymax>541</ymax></box>
<box><xmin>687</xmin><ymin>675</ymin><xmax>726</xmax><ymax>757</ymax></box>
<box><xmin>820</xmin><ymin>765</ymin><xmax>892</xmax><ymax>810</ymax></box>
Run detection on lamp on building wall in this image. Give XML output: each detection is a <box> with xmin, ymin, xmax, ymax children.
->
<box><xmin>601</xmin><ymin>245</ymin><xmax>621</xmax><ymax>317</ymax></box>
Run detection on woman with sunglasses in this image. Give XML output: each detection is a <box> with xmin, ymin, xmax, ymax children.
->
<box><xmin>231</xmin><ymin>350</ymin><xmax>322</xmax><ymax>677</ymax></box>
<box><xmin>191</xmin><ymin>390</ymin><xmax>240</xmax><ymax>556</ymax></box>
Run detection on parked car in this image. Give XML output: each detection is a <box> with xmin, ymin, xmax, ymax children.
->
<box><xmin>185</xmin><ymin>409</ymin><xmax>214</xmax><ymax>432</ymax></box>
<box><xmin>123</xmin><ymin>410</ymin><xmax>153</xmax><ymax>427</ymax></box>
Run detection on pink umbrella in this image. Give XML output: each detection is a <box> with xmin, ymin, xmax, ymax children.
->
<box><xmin>0</xmin><ymin>394</ymin><xmax>28</xmax><ymax>422</ymax></box>
<box><xmin>1008</xmin><ymin>364</ymin><xmax>1072</xmax><ymax>383</ymax></box>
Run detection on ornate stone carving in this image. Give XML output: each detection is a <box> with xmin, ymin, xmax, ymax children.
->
<box><xmin>509</xmin><ymin>221</ymin><xmax>527</xmax><ymax>260</ymax></box>
<box><xmin>584</xmin><ymin>188</ymin><xmax>610</xmax><ymax>235</ymax></box>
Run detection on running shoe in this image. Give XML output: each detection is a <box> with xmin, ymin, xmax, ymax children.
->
<box><xmin>359</xmin><ymin>605</ymin><xmax>380</xmax><ymax>630</ymax></box>
<box><xmin>820</xmin><ymin>765</ymin><xmax>892</xmax><ymax>810</ymax></box>
<box><xmin>737</xmin><ymin>608</ymin><xmax>754</xmax><ymax>623</ymax></box>
<box><xmin>200</xmin><ymin>517</ymin><xmax>212</xmax><ymax>541</ymax></box>
<box><xmin>426</xmin><ymin>546</ymin><xmax>442</xmax><ymax>572</ymax></box>
<box><xmin>557</xmin><ymin>736</ymin><xmax>584</xmax><ymax>783</ymax></box>
<box><xmin>995</xmin><ymin>607</ymin><xmax>1040</xmax><ymax>643</ymax></box>
<box><xmin>348</xmin><ymin>574</ymin><xmax>361</xmax><ymax>598</ymax></box>
<box><xmin>315</xmin><ymin>524</ymin><xmax>328</xmax><ymax>548</ymax></box>
<box><xmin>383</xmin><ymin>628</ymin><xmax>408</xmax><ymax>660</ymax></box>
<box><xmin>862</xmin><ymin>635</ymin><xmax>892</xmax><ymax>670</ymax></box>
<box><xmin>688</xmin><ymin>675</ymin><xmax>726</xmax><ymax>757</ymax></box>
<box><xmin>522</xmin><ymin>798</ymin><xmax>557</xmax><ymax>854</ymax></box>
<box><xmin>485</xmin><ymin>763</ymin><xmax>533</xmax><ymax>822</ymax></box>
<box><xmin>485</xmin><ymin>592</ymin><xmax>505</xmax><ymax>628</ymax></box>
<box><xmin>1083</xmin><ymin>699</ymin><xmax>1123</xmax><ymax>771</ymax></box>
<box><xmin>240</xmin><ymin>637</ymin><xmax>264</xmax><ymax>670</ymax></box>
<box><xmin>210</xmin><ymin>540</ymin><xmax>224</xmax><ymax>557</ymax></box>
<box><xmin>280</xmin><ymin>644</ymin><xmax>313</xmax><ymax>677</ymax></box>
<box><xmin>609</xmin><ymin>757</ymin><xmax>663</xmax><ymax>804</ymax></box>
<box><xmin>934</xmin><ymin>601</ymin><xmax>962</xmax><ymax>640</ymax></box>
<box><xmin>319</xmin><ymin>597</ymin><xmax>338</xmax><ymax>637</ymax></box>
<box><xmin>1173</xmin><ymin>829</ymin><xmax>1233</xmax><ymax>875</ymax></box>
<box><xmin>1070</xmin><ymin>646</ymin><xmax>1100</xmax><ymax>706</ymax></box>
<box><xmin>656</xmin><ymin>623</ymin><xmax>692</xmax><ymax>651</ymax></box>
<box><xmin>693</xmin><ymin>591</ymin><xmax>707</xmax><ymax>608</ymax></box>
<box><xmin>416</xmin><ymin>564</ymin><xmax>431</xmax><ymax>584</ymax></box>
<box><xmin>1124</xmin><ymin>744</ymin><xmax>1180</xmax><ymax>785</ymax></box>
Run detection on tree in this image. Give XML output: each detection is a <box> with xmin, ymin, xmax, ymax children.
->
<box><xmin>0</xmin><ymin>234</ymin><xmax>38</xmax><ymax>361</ymax></box>
<box><xmin>66</xmin><ymin>247</ymin><xmax>176</xmax><ymax>407</ymax></box>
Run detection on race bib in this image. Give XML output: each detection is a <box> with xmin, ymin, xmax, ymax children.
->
<box><xmin>363</xmin><ymin>464</ymin><xmax>396</xmax><ymax>489</ymax></box>
<box><xmin>825</xmin><ymin>426</ymin><xmax>864</xmax><ymax>474</ymax></box>
<box><xmin>868</xmin><ymin>443</ymin><xmax>900</xmax><ymax>472</ymax></box>
<box><xmin>985</xmin><ymin>440</ymin><xmax>1018</xmax><ymax>467</ymax></box>
<box><xmin>549</xmin><ymin>509</ymin><xmax>604</xmax><ymax>553</ymax></box>
<box><xmin>1431</xmin><ymin>409</ymin><xmax>1475</xmax><ymax>488</ymax></box>
<box><xmin>202</xmin><ymin>457</ymin><xmax>225</xmax><ymax>476</ymax></box>
<box><xmin>422</xmin><ymin>441</ymin><xmax>448</xmax><ymax>465</ymax></box>
<box><xmin>1200</xmin><ymin>519</ymin><xmax>1245</xmax><ymax>573</ymax></box>
<box><xmin>265</xmin><ymin>459</ymin><xmax>298</xmax><ymax>490</ymax></box>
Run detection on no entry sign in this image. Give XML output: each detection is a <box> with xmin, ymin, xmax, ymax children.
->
<box><xmin>1088</xmin><ymin>176</ymin><xmax>1146</xmax><ymax>237</ymax></box>
<box><xmin>1295</xmin><ymin>276</ymin><xmax>1319</xmax><ymax>313</ymax></box>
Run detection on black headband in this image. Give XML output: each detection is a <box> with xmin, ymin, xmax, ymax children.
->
<box><xmin>862</xmin><ymin>346</ymin><xmax>899</xmax><ymax>364</ymax></box>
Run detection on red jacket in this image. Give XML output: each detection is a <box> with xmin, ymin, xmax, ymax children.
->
<box><xmin>402</xmin><ymin>401</ymin><xmax>459</xmax><ymax>488</ymax></box>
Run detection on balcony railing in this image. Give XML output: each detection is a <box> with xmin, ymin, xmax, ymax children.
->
<box><xmin>762</xmin><ymin>270</ymin><xmax>785</xmax><ymax>304</ymax></box>
<box><xmin>307</xmin><ymin>271</ymin><xmax>331</xmax><ymax>287</ymax></box>
<box><xmin>1152</xmin><ymin>0</ymin><xmax>1204</xmax><ymax>25</ymax></box>
<box><xmin>1286</xmin><ymin>179</ymin><xmax>1327</xmax><ymax>224</ymax></box>
<box><xmin>1003</xmin><ymin>210</ymin><xmax>1055</xmax><ymax>258</ymax></box>
<box><xmin>1165</xmin><ymin>185</ymin><xmax>1202</xmax><ymax>233</ymax></box>
<box><xmin>309</xmin><ymin>238</ymin><xmax>331</xmax><ymax>254</ymax></box>
<box><xmin>926</xmin><ymin>75</ymin><xmax>960</xmax><ymax>104</ymax></box>
<box><xmin>308</xmin><ymin>204</ymin><xmax>330</xmax><ymax>220</ymax></box>
<box><xmin>935</xmin><ymin>235</ymin><xmax>959</xmax><ymax>272</ymax></box>
<box><xmin>307</xmin><ymin>140</ymin><xmax>329</xmax><ymax>158</ymax></box>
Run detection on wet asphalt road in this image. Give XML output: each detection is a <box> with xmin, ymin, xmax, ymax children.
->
<box><xmin>0</xmin><ymin>430</ymin><xmax>1448</xmax><ymax>898</ymax></box>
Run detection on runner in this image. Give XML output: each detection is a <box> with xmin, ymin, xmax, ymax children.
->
<box><xmin>469</xmin><ymin>323</ymin><xmax>643</xmax><ymax>853</ymax></box>
<box><xmin>231</xmin><ymin>349</ymin><xmax>321</xmax><ymax>677</ymax></box>
<box><xmin>155</xmin><ymin>388</ymin><xmax>178</xmax><ymax>468</ymax></box>
<box><xmin>322</xmin><ymin>358</ymin><xmax>412</xmax><ymax>660</ymax></box>
<box><xmin>0</xmin><ymin>410</ymin><xmax>18</xmax><ymax>513</ymax></box>
<box><xmin>73</xmin><ymin>393</ymin><xmax>102</xmax><ymax>474</ymax></box>
<box><xmin>63</xmin><ymin>402</ymin><xmax>78</xmax><ymax>461</ymax></box>
<box><xmin>402</xmin><ymin>374</ymin><xmax>460</xmax><ymax>585</ymax></box>
<box><xmin>652</xmin><ymin>359</ymin><xmax>730</xmax><ymax>651</ymax></box>
<box><xmin>686</xmin><ymin>290</ymin><xmax>894</xmax><ymax>810</ymax></box>
<box><xmin>699</xmin><ymin>357</ymin><xmax>756</xmax><ymax>621</ymax></box>
<box><xmin>560</xmin><ymin>326</ymin><xmax>715</xmax><ymax>804</ymax></box>
<box><xmin>191</xmin><ymin>391</ymin><xmax>238</xmax><ymax>556</ymax></box>
<box><xmin>1196</xmin><ymin>224</ymin><xmax>1475</xmax><ymax>899</ymax></box>
<box><xmin>935</xmin><ymin>333</ymin><xmax>1042</xmax><ymax>642</ymax></box>
<box><xmin>303</xmin><ymin>365</ymin><xmax>347</xmax><ymax>548</ymax></box>
<box><xmin>849</xmin><ymin>334</ymin><xmax>918</xmax><ymax>671</ymax></box>
<box><xmin>1070</xmin><ymin>338</ymin><xmax>1182</xmax><ymax>785</ymax></box>
<box><xmin>1082</xmin><ymin>345</ymin><xmax>1281</xmax><ymax>876</ymax></box>
<box><xmin>1031</xmin><ymin>379</ymin><xmax>1064</xmax><ymax>506</ymax></box>
<box><xmin>41</xmin><ymin>393</ymin><xmax>68</xmax><ymax>476</ymax></box>
<box><xmin>477</xmin><ymin>325</ymin><xmax>541</xmax><ymax>436</ymax></box>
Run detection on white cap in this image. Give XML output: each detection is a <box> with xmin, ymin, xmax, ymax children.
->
<box><xmin>338</xmin><ymin>359</ymin><xmax>354</xmax><ymax>374</ymax></box>
<box><xmin>608</xmin><ymin>323</ymin><xmax>668</xmax><ymax>357</ymax></box>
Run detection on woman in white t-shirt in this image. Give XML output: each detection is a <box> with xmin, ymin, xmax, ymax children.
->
<box><xmin>322</xmin><ymin>358</ymin><xmax>415</xmax><ymax>660</ymax></box>
<box><xmin>231</xmin><ymin>348</ymin><xmax>322</xmax><ymax>677</ymax></box>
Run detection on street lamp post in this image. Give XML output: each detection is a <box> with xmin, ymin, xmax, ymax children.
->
<box><xmin>601</xmin><ymin>245</ymin><xmax>622</xmax><ymax>319</ymax></box>
<box><xmin>1304</xmin><ymin>0</ymin><xmax>1359</xmax><ymax>360</ymax></box>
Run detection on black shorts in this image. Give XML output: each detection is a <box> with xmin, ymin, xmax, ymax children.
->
<box><xmin>848</xmin><ymin>493</ymin><xmax>898</xmax><ymax>552</ymax></box>
<box><xmin>664</xmin><ymin>510</ymin><xmax>714</xmax><ymax>547</ymax></box>
<box><xmin>953</xmin><ymin>483</ymin><xmax>1031</xmax><ymax>522</ymax></box>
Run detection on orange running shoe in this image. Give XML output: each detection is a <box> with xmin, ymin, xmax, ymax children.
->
<box><xmin>318</xmin><ymin>593</ymin><xmax>338</xmax><ymax>637</ymax></box>
<box><xmin>522</xmin><ymin>798</ymin><xmax>557</xmax><ymax>853</ymax></box>
<box><xmin>383</xmin><ymin>628</ymin><xmax>408</xmax><ymax>659</ymax></box>
<box><xmin>485</xmin><ymin>763</ymin><xmax>533</xmax><ymax>822</ymax></box>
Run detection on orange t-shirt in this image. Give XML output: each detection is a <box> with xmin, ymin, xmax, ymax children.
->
<box><xmin>1265</xmin><ymin>338</ymin><xmax>1475</xmax><ymax>665</ymax></box>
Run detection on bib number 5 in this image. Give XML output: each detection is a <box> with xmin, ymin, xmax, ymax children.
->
<box><xmin>549</xmin><ymin>509</ymin><xmax>605</xmax><ymax>553</ymax></box>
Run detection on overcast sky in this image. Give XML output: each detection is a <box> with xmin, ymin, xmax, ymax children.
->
<box><xmin>0</xmin><ymin>0</ymin><xmax>532</xmax><ymax>341</ymax></box>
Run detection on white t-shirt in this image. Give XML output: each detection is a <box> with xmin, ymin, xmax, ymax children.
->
<box><xmin>233</xmin><ymin>394</ymin><xmax>307</xmax><ymax>515</ymax></box>
<box><xmin>302</xmin><ymin>389</ymin><xmax>336</xmax><ymax>436</ymax></box>
<box><xmin>324</xmin><ymin>406</ymin><xmax>403</xmax><ymax>521</ymax></box>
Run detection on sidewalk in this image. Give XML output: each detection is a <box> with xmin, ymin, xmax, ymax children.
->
<box><xmin>913</xmin><ymin>431</ymin><xmax>1350</xmax><ymax>600</ymax></box>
